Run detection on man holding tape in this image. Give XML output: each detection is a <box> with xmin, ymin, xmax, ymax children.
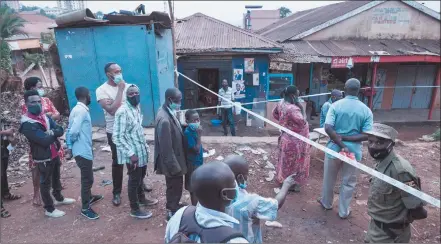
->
<box><xmin>364</xmin><ymin>123</ymin><xmax>426</xmax><ymax>243</ymax></box>
<box><xmin>318</xmin><ymin>78</ymin><xmax>373</xmax><ymax>219</ymax></box>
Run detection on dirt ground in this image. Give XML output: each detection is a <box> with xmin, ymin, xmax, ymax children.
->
<box><xmin>1</xmin><ymin>133</ymin><xmax>440</xmax><ymax>243</ymax></box>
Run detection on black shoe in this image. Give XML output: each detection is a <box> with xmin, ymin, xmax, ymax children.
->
<box><xmin>166</xmin><ymin>210</ymin><xmax>175</xmax><ymax>221</ymax></box>
<box><xmin>112</xmin><ymin>194</ymin><xmax>121</xmax><ymax>206</ymax></box>
<box><xmin>89</xmin><ymin>195</ymin><xmax>104</xmax><ymax>206</ymax></box>
<box><xmin>81</xmin><ymin>208</ymin><xmax>99</xmax><ymax>220</ymax></box>
<box><xmin>130</xmin><ymin>209</ymin><xmax>153</xmax><ymax>219</ymax></box>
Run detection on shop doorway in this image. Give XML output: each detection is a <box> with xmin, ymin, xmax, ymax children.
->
<box><xmin>197</xmin><ymin>68</ymin><xmax>219</xmax><ymax>113</ymax></box>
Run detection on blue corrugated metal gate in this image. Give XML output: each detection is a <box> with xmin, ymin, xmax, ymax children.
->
<box><xmin>392</xmin><ymin>64</ymin><xmax>436</xmax><ymax>109</ymax></box>
<box><xmin>55</xmin><ymin>25</ymin><xmax>160</xmax><ymax>126</ymax></box>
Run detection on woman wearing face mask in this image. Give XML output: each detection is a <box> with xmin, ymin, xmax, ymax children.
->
<box><xmin>21</xmin><ymin>77</ymin><xmax>65</xmax><ymax>206</ymax></box>
<box><xmin>272</xmin><ymin>85</ymin><xmax>310</xmax><ymax>192</ymax></box>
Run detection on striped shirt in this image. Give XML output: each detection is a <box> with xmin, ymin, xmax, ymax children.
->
<box><xmin>112</xmin><ymin>102</ymin><xmax>148</xmax><ymax>166</ymax></box>
<box><xmin>225</xmin><ymin>185</ymin><xmax>279</xmax><ymax>243</ymax></box>
<box><xmin>219</xmin><ymin>87</ymin><xmax>234</xmax><ymax>108</ymax></box>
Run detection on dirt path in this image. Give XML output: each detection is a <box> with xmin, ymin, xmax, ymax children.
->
<box><xmin>1</xmin><ymin>140</ymin><xmax>440</xmax><ymax>243</ymax></box>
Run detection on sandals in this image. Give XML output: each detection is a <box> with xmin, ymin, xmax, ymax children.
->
<box><xmin>1</xmin><ymin>207</ymin><xmax>11</xmax><ymax>218</ymax></box>
<box><xmin>3</xmin><ymin>193</ymin><xmax>21</xmax><ymax>201</ymax></box>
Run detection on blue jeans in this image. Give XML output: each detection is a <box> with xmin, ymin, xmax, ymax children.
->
<box><xmin>221</xmin><ymin>108</ymin><xmax>236</xmax><ymax>136</ymax></box>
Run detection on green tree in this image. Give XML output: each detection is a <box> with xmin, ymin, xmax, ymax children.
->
<box><xmin>0</xmin><ymin>6</ymin><xmax>26</xmax><ymax>74</ymax></box>
<box><xmin>20</xmin><ymin>5</ymin><xmax>39</xmax><ymax>12</ymax></box>
<box><xmin>279</xmin><ymin>7</ymin><xmax>292</xmax><ymax>18</ymax></box>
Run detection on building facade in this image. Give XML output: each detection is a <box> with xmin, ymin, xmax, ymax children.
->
<box><xmin>57</xmin><ymin>0</ymin><xmax>85</xmax><ymax>12</ymax></box>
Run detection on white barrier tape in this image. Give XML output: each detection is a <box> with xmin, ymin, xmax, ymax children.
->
<box><xmin>177</xmin><ymin>71</ymin><xmax>441</xmax><ymax>208</ymax></box>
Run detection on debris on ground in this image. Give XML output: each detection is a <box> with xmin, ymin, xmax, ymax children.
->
<box><xmin>274</xmin><ymin>188</ymin><xmax>280</xmax><ymax>194</ymax></box>
<box><xmin>101</xmin><ymin>146</ymin><xmax>111</xmax><ymax>152</ymax></box>
<box><xmin>264</xmin><ymin>161</ymin><xmax>275</xmax><ymax>170</ymax></box>
<box><xmin>237</xmin><ymin>146</ymin><xmax>252</xmax><ymax>151</ymax></box>
<box><xmin>265</xmin><ymin>171</ymin><xmax>275</xmax><ymax>182</ymax></box>
<box><xmin>234</xmin><ymin>151</ymin><xmax>244</xmax><ymax>156</ymax></box>
<box><xmin>215</xmin><ymin>156</ymin><xmax>224</xmax><ymax>161</ymax></box>
<box><xmin>100</xmin><ymin>179</ymin><xmax>112</xmax><ymax>187</ymax></box>
<box><xmin>203</xmin><ymin>149</ymin><xmax>216</xmax><ymax>158</ymax></box>
<box><xmin>92</xmin><ymin>166</ymin><xmax>105</xmax><ymax>172</ymax></box>
<box><xmin>265</xmin><ymin>221</ymin><xmax>283</xmax><ymax>228</ymax></box>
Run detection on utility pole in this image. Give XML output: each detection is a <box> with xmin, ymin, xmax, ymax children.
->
<box><xmin>168</xmin><ymin>0</ymin><xmax>178</xmax><ymax>88</ymax></box>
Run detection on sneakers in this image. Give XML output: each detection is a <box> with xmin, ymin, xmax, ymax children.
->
<box><xmin>130</xmin><ymin>209</ymin><xmax>153</xmax><ymax>219</ymax></box>
<box><xmin>81</xmin><ymin>208</ymin><xmax>99</xmax><ymax>220</ymax></box>
<box><xmin>139</xmin><ymin>198</ymin><xmax>159</xmax><ymax>207</ymax></box>
<box><xmin>45</xmin><ymin>209</ymin><xmax>66</xmax><ymax>218</ymax></box>
<box><xmin>89</xmin><ymin>195</ymin><xmax>104</xmax><ymax>206</ymax></box>
<box><xmin>54</xmin><ymin>198</ymin><xmax>76</xmax><ymax>206</ymax></box>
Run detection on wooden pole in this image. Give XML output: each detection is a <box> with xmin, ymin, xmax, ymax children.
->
<box><xmin>369</xmin><ymin>63</ymin><xmax>378</xmax><ymax>110</ymax></box>
<box><xmin>168</xmin><ymin>0</ymin><xmax>178</xmax><ymax>88</ymax></box>
<box><xmin>428</xmin><ymin>66</ymin><xmax>441</xmax><ymax>120</ymax></box>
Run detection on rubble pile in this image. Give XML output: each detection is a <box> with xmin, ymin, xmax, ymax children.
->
<box><xmin>0</xmin><ymin>90</ymin><xmax>68</xmax><ymax>182</ymax></box>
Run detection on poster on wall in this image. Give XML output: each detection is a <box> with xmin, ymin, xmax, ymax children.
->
<box><xmin>233</xmin><ymin>69</ymin><xmax>243</xmax><ymax>81</ymax></box>
<box><xmin>252</xmin><ymin>73</ymin><xmax>259</xmax><ymax>86</ymax></box>
<box><xmin>232</xmin><ymin>80</ymin><xmax>246</xmax><ymax>99</ymax></box>
<box><xmin>244</xmin><ymin>58</ymin><xmax>255</xmax><ymax>73</ymax></box>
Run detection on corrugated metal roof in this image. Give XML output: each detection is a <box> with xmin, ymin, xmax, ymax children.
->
<box><xmin>175</xmin><ymin>13</ymin><xmax>281</xmax><ymax>54</ymax></box>
<box><xmin>18</xmin><ymin>13</ymin><xmax>56</xmax><ymax>37</ymax></box>
<box><xmin>257</xmin><ymin>1</ymin><xmax>370</xmax><ymax>42</ymax></box>
<box><xmin>271</xmin><ymin>39</ymin><xmax>440</xmax><ymax>63</ymax></box>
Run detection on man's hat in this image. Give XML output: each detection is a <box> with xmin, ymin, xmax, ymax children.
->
<box><xmin>364</xmin><ymin>123</ymin><xmax>398</xmax><ymax>142</ymax></box>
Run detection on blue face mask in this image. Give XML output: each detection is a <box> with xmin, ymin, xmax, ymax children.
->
<box><xmin>37</xmin><ymin>89</ymin><xmax>45</xmax><ymax>97</ymax></box>
<box><xmin>238</xmin><ymin>174</ymin><xmax>247</xmax><ymax>189</ymax></box>
<box><xmin>188</xmin><ymin>122</ymin><xmax>200</xmax><ymax>130</ymax></box>
<box><xmin>169</xmin><ymin>102</ymin><xmax>181</xmax><ymax>111</ymax></box>
<box><xmin>113</xmin><ymin>73</ymin><xmax>123</xmax><ymax>84</ymax></box>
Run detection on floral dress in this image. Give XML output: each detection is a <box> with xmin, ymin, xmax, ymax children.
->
<box><xmin>21</xmin><ymin>97</ymin><xmax>65</xmax><ymax>169</ymax></box>
<box><xmin>272</xmin><ymin>101</ymin><xmax>311</xmax><ymax>185</ymax></box>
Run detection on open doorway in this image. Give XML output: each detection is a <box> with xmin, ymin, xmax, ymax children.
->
<box><xmin>197</xmin><ymin>68</ymin><xmax>219</xmax><ymax>113</ymax></box>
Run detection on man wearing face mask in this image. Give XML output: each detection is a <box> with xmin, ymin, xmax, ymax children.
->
<box><xmin>364</xmin><ymin>123</ymin><xmax>426</xmax><ymax>243</ymax></box>
<box><xmin>96</xmin><ymin>62</ymin><xmax>129</xmax><ymax>206</ymax></box>
<box><xmin>20</xmin><ymin>90</ymin><xmax>75</xmax><ymax>218</ymax></box>
<box><xmin>224</xmin><ymin>155</ymin><xmax>297</xmax><ymax>243</ymax></box>
<box><xmin>165</xmin><ymin>162</ymin><xmax>248</xmax><ymax>243</ymax></box>
<box><xmin>66</xmin><ymin>87</ymin><xmax>103</xmax><ymax>220</ymax></box>
<box><xmin>320</xmin><ymin>89</ymin><xmax>343</xmax><ymax>128</ymax></box>
<box><xmin>113</xmin><ymin>85</ymin><xmax>158</xmax><ymax>219</ymax></box>
<box><xmin>154</xmin><ymin>88</ymin><xmax>187</xmax><ymax>220</ymax></box>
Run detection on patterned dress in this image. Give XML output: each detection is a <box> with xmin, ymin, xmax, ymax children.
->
<box><xmin>21</xmin><ymin>97</ymin><xmax>65</xmax><ymax>169</ymax></box>
<box><xmin>272</xmin><ymin>101</ymin><xmax>310</xmax><ymax>185</ymax></box>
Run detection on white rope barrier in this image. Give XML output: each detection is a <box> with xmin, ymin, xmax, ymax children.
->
<box><xmin>176</xmin><ymin>69</ymin><xmax>441</xmax><ymax>208</ymax></box>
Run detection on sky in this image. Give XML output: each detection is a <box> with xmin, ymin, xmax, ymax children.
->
<box><xmin>23</xmin><ymin>1</ymin><xmax>441</xmax><ymax>27</ymax></box>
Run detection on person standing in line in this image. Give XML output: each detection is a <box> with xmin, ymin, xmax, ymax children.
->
<box><xmin>19</xmin><ymin>90</ymin><xmax>75</xmax><ymax>218</ymax></box>
<box><xmin>96</xmin><ymin>62</ymin><xmax>129</xmax><ymax>206</ymax></box>
<box><xmin>364</xmin><ymin>124</ymin><xmax>426</xmax><ymax>243</ymax></box>
<box><xmin>165</xmin><ymin>162</ymin><xmax>248</xmax><ymax>243</ymax></box>
<box><xmin>272</xmin><ymin>85</ymin><xmax>310</xmax><ymax>192</ymax></box>
<box><xmin>66</xmin><ymin>87</ymin><xmax>103</xmax><ymax>220</ymax></box>
<box><xmin>113</xmin><ymin>85</ymin><xmax>158</xmax><ymax>219</ymax></box>
<box><xmin>218</xmin><ymin>79</ymin><xmax>236</xmax><ymax>136</ymax></box>
<box><xmin>154</xmin><ymin>88</ymin><xmax>187</xmax><ymax>220</ymax></box>
<box><xmin>224</xmin><ymin>155</ymin><xmax>297</xmax><ymax>243</ymax></box>
<box><xmin>1</xmin><ymin>122</ymin><xmax>21</xmax><ymax>202</ymax></box>
<box><xmin>318</xmin><ymin>78</ymin><xmax>373</xmax><ymax>219</ymax></box>
<box><xmin>21</xmin><ymin>77</ymin><xmax>65</xmax><ymax>206</ymax></box>
<box><xmin>183</xmin><ymin>109</ymin><xmax>207</xmax><ymax>206</ymax></box>
<box><xmin>320</xmin><ymin>89</ymin><xmax>343</xmax><ymax>128</ymax></box>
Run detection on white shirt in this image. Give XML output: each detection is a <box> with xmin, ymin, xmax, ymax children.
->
<box><xmin>95</xmin><ymin>82</ymin><xmax>130</xmax><ymax>133</ymax></box>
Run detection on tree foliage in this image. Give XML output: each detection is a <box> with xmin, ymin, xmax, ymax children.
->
<box><xmin>39</xmin><ymin>9</ymin><xmax>56</xmax><ymax>19</ymax></box>
<box><xmin>0</xmin><ymin>41</ymin><xmax>12</xmax><ymax>74</ymax></box>
<box><xmin>0</xmin><ymin>6</ymin><xmax>26</xmax><ymax>74</ymax></box>
<box><xmin>280</xmin><ymin>7</ymin><xmax>292</xmax><ymax>18</ymax></box>
<box><xmin>20</xmin><ymin>5</ymin><xmax>39</xmax><ymax>12</ymax></box>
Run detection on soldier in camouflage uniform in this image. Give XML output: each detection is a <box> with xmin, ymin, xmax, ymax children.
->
<box><xmin>364</xmin><ymin>123</ymin><xmax>427</xmax><ymax>243</ymax></box>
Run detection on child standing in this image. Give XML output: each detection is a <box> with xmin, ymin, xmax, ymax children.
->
<box><xmin>183</xmin><ymin>109</ymin><xmax>206</xmax><ymax>205</ymax></box>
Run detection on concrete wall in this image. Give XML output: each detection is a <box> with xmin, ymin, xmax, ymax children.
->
<box><xmin>305</xmin><ymin>1</ymin><xmax>440</xmax><ymax>40</ymax></box>
<box><xmin>249</xmin><ymin>10</ymin><xmax>281</xmax><ymax>31</ymax></box>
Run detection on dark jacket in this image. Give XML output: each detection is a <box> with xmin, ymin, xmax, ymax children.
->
<box><xmin>19</xmin><ymin>114</ymin><xmax>64</xmax><ymax>163</ymax></box>
<box><xmin>154</xmin><ymin>104</ymin><xmax>187</xmax><ymax>177</ymax></box>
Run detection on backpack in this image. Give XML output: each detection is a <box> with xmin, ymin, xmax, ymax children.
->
<box><xmin>169</xmin><ymin>206</ymin><xmax>245</xmax><ymax>243</ymax></box>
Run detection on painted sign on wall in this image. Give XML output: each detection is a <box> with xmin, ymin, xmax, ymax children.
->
<box><xmin>331</xmin><ymin>57</ymin><xmax>351</xmax><ymax>68</ymax></box>
<box><xmin>372</xmin><ymin>7</ymin><xmax>410</xmax><ymax>25</ymax></box>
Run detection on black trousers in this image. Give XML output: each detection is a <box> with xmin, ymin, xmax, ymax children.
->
<box><xmin>107</xmin><ymin>133</ymin><xmax>124</xmax><ymax>196</ymax></box>
<box><xmin>38</xmin><ymin>157</ymin><xmax>64</xmax><ymax>212</ymax></box>
<box><xmin>75</xmin><ymin>156</ymin><xmax>94</xmax><ymax>210</ymax></box>
<box><xmin>127</xmin><ymin>164</ymin><xmax>146</xmax><ymax>211</ymax></box>
<box><xmin>1</xmin><ymin>157</ymin><xmax>10</xmax><ymax>198</ymax></box>
<box><xmin>165</xmin><ymin>175</ymin><xmax>183</xmax><ymax>212</ymax></box>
